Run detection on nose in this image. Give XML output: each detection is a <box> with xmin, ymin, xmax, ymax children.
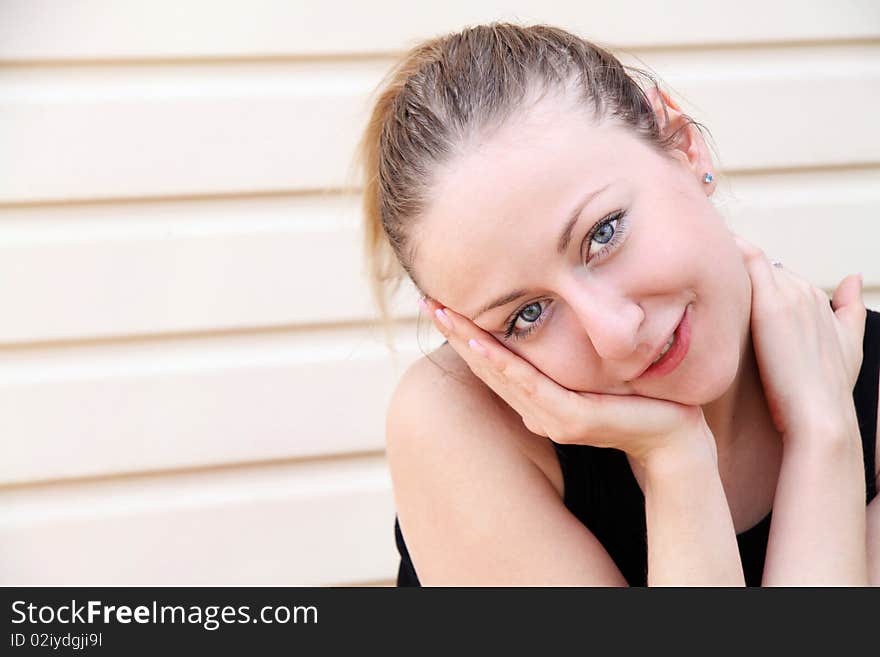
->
<box><xmin>566</xmin><ymin>284</ymin><xmax>645</xmax><ymax>362</ymax></box>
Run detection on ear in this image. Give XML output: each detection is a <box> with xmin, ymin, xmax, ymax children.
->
<box><xmin>643</xmin><ymin>84</ymin><xmax>715</xmax><ymax>196</ymax></box>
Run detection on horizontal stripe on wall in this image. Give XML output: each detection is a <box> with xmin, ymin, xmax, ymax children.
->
<box><xmin>1</xmin><ymin>0</ymin><xmax>877</xmax><ymax>60</ymax></box>
<box><xmin>0</xmin><ymin>323</ymin><xmax>442</xmax><ymax>485</ymax></box>
<box><xmin>0</xmin><ymin>193</ymin><xmax>412</xmax><ymax>344</ymax></box>
<box><xmin>720</xmin><ymin>167</ymin><xmax>880</xmax><ymax>284</ymax></box>
<box><xmin>0</xmin><ymin>454</ymin><xmax>398</xmax><ymax>585</ymax></box>
<box><xmin>0</xmin><ymin>168</ymin><xmax>876</xmax><ymax>346</ymax></box>
<box><xmin>2</xmin><ymin>44</ymin><xmax>878</xmax><ymax>202</ymax></box>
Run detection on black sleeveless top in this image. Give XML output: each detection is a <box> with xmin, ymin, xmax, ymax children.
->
<box><xmin>393</xmin><ymin>308</ymin><xmax>880</xmax><ymax>586</ymax></box>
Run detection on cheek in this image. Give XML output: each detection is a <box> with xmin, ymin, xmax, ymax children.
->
<box><xmin>674</xmin><ymin>308</ymin><xmax>741</xmax><ymax>405</ymax></box>
<box><xmin>675</xmin><ymin>246</ymin><xmax>752</xmax><ymax>404</ymax></box>
<box><xmin>511</xmin><ymin>317</ymin><xmax>599</xmax><ymax>392</ymax></box>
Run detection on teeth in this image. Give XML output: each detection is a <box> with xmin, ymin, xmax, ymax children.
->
<box><xmin>652</xmin><ymin>335</ymin><xmax>675</xmax><ymax>364</ymax></box>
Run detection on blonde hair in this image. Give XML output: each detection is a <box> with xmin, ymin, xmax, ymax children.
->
<box><xmin>354</xmin><ymin>22</ymin><xmax>705</xmax><ymax>349</ymax></box>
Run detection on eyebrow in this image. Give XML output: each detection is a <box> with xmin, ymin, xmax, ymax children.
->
<box><xmin>470</xmin><ymin>183</ymin><xmax>611</xmax><ymax>321</ymax></box>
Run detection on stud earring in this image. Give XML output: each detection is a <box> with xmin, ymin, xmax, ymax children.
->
<box><xmin>703</xmin><ymin>172</ymin><xmax>714</xmax><ymax>184</ymax></box>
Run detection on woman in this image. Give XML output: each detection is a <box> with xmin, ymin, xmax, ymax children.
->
<box><xmin>356</xmin><ymin>23</ymin><xmax>879</xmax><ymax>585</ymax></box>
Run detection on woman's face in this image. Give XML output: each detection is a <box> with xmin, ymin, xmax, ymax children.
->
<box><xmin>412</xmin><ymin>91</ymin><xmax>752</xmax><ymax>405</ymax></box>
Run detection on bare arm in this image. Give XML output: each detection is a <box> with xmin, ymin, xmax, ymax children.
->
<box><xmin>388</xmin><ymin>353</ymin><xmax>745</xmax><ymax>586</ymax></box>
<box><xmin>762</xmin><ymin>419</ymin><xmax>868</xmax><ymax>586</ymax></box>
<box><xmin>867</xmin><ymin>492</ymin><xmax>880</xmax><ymax>586</ymax></box>
<box><xmin>639</xmin><ymin>440</ymin><xmax>745</xmax><ymax>586</ymax></box>
<box><xmin>867</xmin><ymin>385</ymin><xmax>880</xmax><ymax>586</ymax></box>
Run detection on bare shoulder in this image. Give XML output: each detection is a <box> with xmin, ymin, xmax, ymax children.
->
<box><xmin>385</xmin><ymin>343</ymin><xmax>626</xmax><ymax>585</ymax></box>
<box><xmin>387</xmin><ymin>342</ymin><xmax>563</xmax><ymax>498</ymax></box>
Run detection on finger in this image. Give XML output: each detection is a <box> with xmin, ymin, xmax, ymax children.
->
<box><xmin>421</xmin><ymin>297</ymin><xmax>506</xmax><ymax>396</ymax></box>
<box><xmin>732</xmin><ymin>234</ymin><xmax>781</xmax><ymax>290</ymax></box>
<box><xmin>420</xmin><ymin>296</ymin><xmax>485</xmax><ymax>376</ymax></box>
<box><xmin>732</xmin><ymin>233</ymin><xmax>817</xmax><ymax>292</ymax></box>
<box><xmin>831</xmin><ymin>272</ymin><xmax>867</xmax><ymax>341</ymax></box>
<box><xmin>732</xmin><ymin>234</ymin><xmax>785</xmax><ymax>310</ymax></box>
<box><xmin>423</xmin><ymin>298</ymin><xmax>571</xmax><ymax>430</ymax></box>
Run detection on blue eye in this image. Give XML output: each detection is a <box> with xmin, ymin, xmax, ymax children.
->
<box><xmin>584</xmin><ymin>210</ymin><xmax>627</xmax><ymax>265</ymax></box>
<box><xmin>503</xmin><ymin>300</ymin><xmax>551</xmax><ymax>341</ymax></box>
<box><xmin>520</xmin><ymin>303</ymin><xmax>542</xmax><ymax>322</ymax></box>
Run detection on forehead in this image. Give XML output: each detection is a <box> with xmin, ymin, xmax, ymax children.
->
<box><xmin>413</xmin><ymin>96</ymin><xmax>646</xmax><ymax>317</ymax></box>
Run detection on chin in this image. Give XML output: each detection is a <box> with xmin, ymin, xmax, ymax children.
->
<box><xmin>673</xmin><ymin>342</ymin><xmax>741</xmax><ymax>406</ymax></box>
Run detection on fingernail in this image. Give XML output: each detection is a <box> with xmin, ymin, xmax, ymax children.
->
<box><xmin>434</xmin><ymin>308</ymin><xmax>453</xmax><ymax>331</ymax></box>
<box><xmin>468</xmin><ymin>338</ymin><xmax>488</xmax><ymax>356</ymax></box>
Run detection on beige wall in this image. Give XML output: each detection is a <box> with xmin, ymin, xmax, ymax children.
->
<box><xmin>1</xmin><ymin>1</ymin><xmax>878</xmax><ymax>585</ymax></box>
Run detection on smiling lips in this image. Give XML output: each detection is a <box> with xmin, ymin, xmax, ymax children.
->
<box><xmin>633</xmin><ymin>303</ymin><xmax>692</xmax><ymax>380</ymax></box>
<box><xmin>652</xmin><ymin>334</ymin><xmax>675</xmax><ymax>364</ymax></box>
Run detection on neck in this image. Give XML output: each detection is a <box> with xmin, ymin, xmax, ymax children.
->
<box><xmin>701</xmin><ymin>323</ymin><xmax>775</xmax><ymax>474</ymax></box>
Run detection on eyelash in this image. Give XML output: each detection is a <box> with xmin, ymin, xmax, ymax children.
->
<box><xmin>502</xmin><ymin>210</ymin><xmax>629</xmax><ymax>341</ymax></box>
